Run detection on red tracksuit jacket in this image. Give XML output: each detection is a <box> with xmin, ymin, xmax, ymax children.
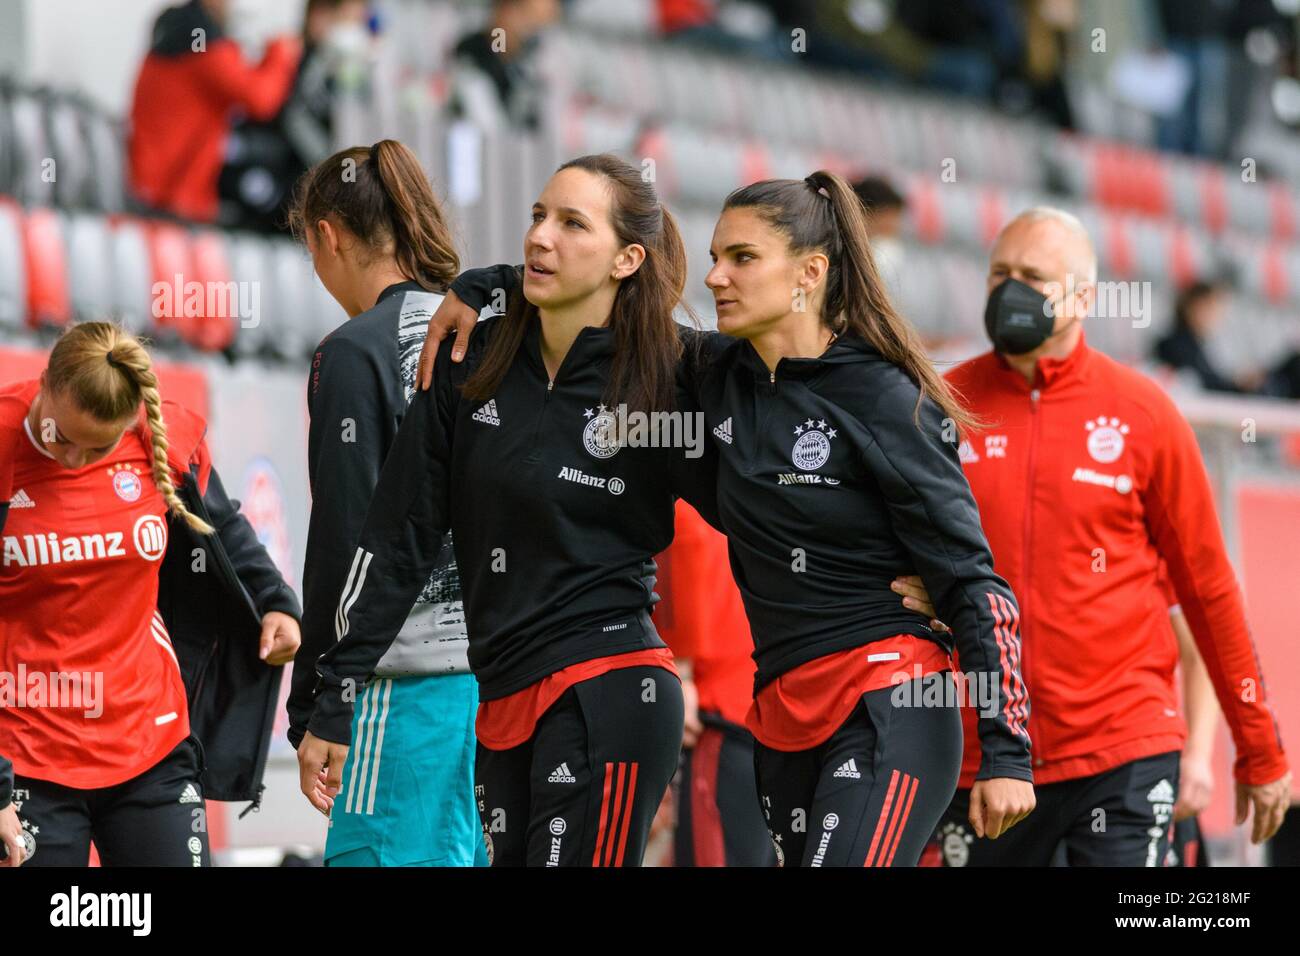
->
<box><xmin>128</xmin><ymin>2</ymin><xmax>298</xmax><ymax>222</ymax></box>
<box><xmin>946</xmin><ymin>334</ymin><xmax>1286</xmax><ymax>788</ymax></box>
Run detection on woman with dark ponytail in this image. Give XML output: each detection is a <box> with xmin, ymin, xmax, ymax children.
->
<box><xmin>429</xmin><ymin>168</ymin><xmax>1035</xmax><ymax>866</ymax></box>
<box><xmin>0</xmin><ymin>322</ymin><xmax>300</xmax><ymax>866</ymax></box>
<box><xmin>303</xmin><ymin>153</ymin><xmax>719</xmax><ymax>867</ymax></box>
<box><xmin>288</xmin><ymin>140</ymin><xmax>492</xmax><ymax>866</ymax></box>
<box><xmin>688</xmin><ymin>170</ymin><xmax>1033</xmax><ymax>866</ymax></box>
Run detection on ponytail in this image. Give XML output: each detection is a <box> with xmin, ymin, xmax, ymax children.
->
<box><xmin>289</xmin><ymin>139</ymin><xmax>460</xmax><ymax>291</ymax></box>
<box><xmin>725</xmin><ymin>171</ymin><xmax>977</xmax><ymax>431</ymax></box>
<box><xmin>44</xmin><ymin>322</ymin><xmax>214</xmax><ymax>534</ymax></box>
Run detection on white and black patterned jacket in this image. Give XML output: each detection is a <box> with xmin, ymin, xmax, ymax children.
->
<box><xmin>288</xmin><ymin>280</ymin><xmax>468</xmax><ymax>750</ymax></box>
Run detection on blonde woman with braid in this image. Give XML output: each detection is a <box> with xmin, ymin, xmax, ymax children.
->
<box><xmin>0</xmin><ymin>322</ymin><xmax>302</xmax><ymax>867</ymax></box>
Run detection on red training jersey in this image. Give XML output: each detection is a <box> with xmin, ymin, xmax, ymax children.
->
<box><xmin>945</xmin><ymin>335</ymin><xmax>1286</xmax><ymax>788</ymax></box>
<box><xmin>0</xmin><ymin>379</ymin><xmax>209</xmax><ymax>789</ymax></box>
<box><xmin>476</xmin><ymin>649</ymin><xmax>678</xmax><ymax>751</ymax></box>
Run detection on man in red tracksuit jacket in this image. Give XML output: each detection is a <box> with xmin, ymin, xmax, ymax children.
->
<box><xmin>918</xmin><ymin>207</ymin><xmax>1290</xmax><ymax>866</ymax></box>
<box><xmin>128</xmin><ymin>0</ymin><xmax>299</xmax><ymax>222</ymax></box>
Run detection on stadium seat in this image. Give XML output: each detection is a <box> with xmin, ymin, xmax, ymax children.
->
<box><xmin>45</xmin><ymin>94</ymin><xmax>93</xmax><ymax>209</ymax></box>
<box><xmin>266</xmin><ymin>239</ymin><xmax>316</xmax><ymax>360</ymax></box>
<box><xmin>144</xmin><ymin>221</ymin><xmax>197</xmax><ymax>345</ymax></box>
<box><xmin>225</xmin><ymin>232</ymin><xmax>274</xmax><ymax>360</ymax></box>
<box><xmin>8</xmin><ymin>87</ymin><xmax>54</xmax><ymax>207</ymax></box>
<box><xmin>0</xmin><ymin>198</ymin><xmax>27</xmax><ymax>331</ymax></box>
<box><xmin>190</xmin><ymin>229</ymin><xmax>238</xmax><ymax>353</ymax></box>
<box><xmin>107</xmin><ymin>216</ymin><xmax>156</xmax><ymax>337</ymax></box>
<box><xmin>83</xmin><ymin>108</ymin><xmax>126</xmax><ymax>213</ymax></box>
<box><xmin>0</xmin><ymin>85</ymin><xmax>16</xmax><ymax>200</ymax></box>
<box><xmin>20</xmin><ymin>205</ymin><xmax>72</xmax><ymax>328</ymax></box>
<box><xmin>63</xmin><ymin>212</ymin><xmax>115</xmax><ymax>322</ymax></box>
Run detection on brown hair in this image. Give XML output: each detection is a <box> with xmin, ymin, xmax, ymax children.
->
<box><xmin>724</xmin><ymin>170</ymin><xmax>976</xmax><ymax>429</ymax></box>
<box><xmin>43</xmin><ymin>322</ymin><xmax>213</xmax><ymax>534</ymax></box>
<box><xmin>288</xmin><ymin>139</ymin><xmax>460</xmax><ymax>291</ymax></box>
<box><xmin>463</xmin><ymin>153</ymin><xmax>690</xmax><ymax>414</ymax></box>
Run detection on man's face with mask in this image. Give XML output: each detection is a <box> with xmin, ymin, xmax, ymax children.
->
<box><xmin>985</xmin><ymin>217</ymin><xmax>1095</xmax><ymax>356</ymax></box>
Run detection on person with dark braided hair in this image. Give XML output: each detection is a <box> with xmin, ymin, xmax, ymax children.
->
<box><xmin>0</xmin><ymin>322</ymin><xmax>301</xmax><ymax>867</ymax></box>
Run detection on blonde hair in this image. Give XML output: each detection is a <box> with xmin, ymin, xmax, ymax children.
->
<box><xmin>44</xmin><ymin>322</ymin><xmax>214</xmax><ymax>535</ymax></box>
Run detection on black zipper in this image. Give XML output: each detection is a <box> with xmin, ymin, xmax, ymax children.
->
<box><xmin>526</xmin><ymin>330</ymin><xmax>588</xmax><ymax>462</ymax></box>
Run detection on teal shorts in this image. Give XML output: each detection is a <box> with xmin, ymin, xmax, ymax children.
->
<box><xmin>324</xmin><ymin>672</ymin><xmax>487</xmax><ymax>867</ymax></box>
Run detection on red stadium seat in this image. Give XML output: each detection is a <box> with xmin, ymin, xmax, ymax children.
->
<box><xmin>1092</xmin><ymin>143</ymin><xmax>1170</xmax><ymax>218</ymax></box>
<box><xmin>906</xmin><ymin>176</ymin><xmax>945</xmax><ymax>246</ymax></box>
<box><xmin>189</xmin><ymin>230</ymin><xmax>237</xmax><ymax>352</ymax></box>
<box><xmin>21</xmin><ymin>205</ymin><xmax>72</xmax><ymax>328</ymax></box>
<box><xmin>1100</xmin><ymin>213</ymin><xmax>1136</xmax><ymax>279</ymax></box>
<box><xmin>144</xmin><ymin>220</ymin><xmax>197</xmax><ymax>344</ymax></box>
<box><xmin>1268</xmin><ymin>183</ymin><xmax>1297</xmax><ymax>242</ymax></box>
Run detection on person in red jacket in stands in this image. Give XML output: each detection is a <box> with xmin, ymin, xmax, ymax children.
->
<box><xmin>128</xmin><ymin>0</ymin><xmax>300</xmax><ymax>222</ymax></box>
<box><xmin>905</xmin><ymin>206</ymin><xmax>1290</xmax><ymax>866</ymax></box>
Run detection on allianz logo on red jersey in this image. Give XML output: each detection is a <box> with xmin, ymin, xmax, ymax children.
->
<box><xmin>2</xmin><ymin>515</ymin><xmax>168</xmax><ymax>568</ymax></box>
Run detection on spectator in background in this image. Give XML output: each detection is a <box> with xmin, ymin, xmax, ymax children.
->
<box><xmin>219</xmin><ymin>0</ymin><xmax>372</xmax><ymax>232</ymax></box>
<box><xmin>1015</xmin><ymin>0</ymin><xmax>1076</xmax><ymax>128</ymax></box>
<box><xmin>1154</xmin><ymin>0</ymin><xmax>1294</xmax><ymax>160</ymax></box>
<box><xmin>852</xmin><ymin>174</ymin><xmax>906</xmax><ymax>298</ymax></box>
<box><xmin>450</xmin><ymin>0</ymin><xmax>561</xmax><ymax>132</ymax></box>
<box><xmin>1152</xmin><ymin>280</ymin><xmax>1300</xmax><ymax>399</ymax></box>
<box><xmin>128</xmin><ymin>0</ymin><xmax>301</xmax><ymax>223</ymax></box>
<box><xmin>657</xmin><ymin>0</ymin><xmax>792</xmax><ymax>60</ymax></box>
<box><xmin>801</xmin><ymin>0</ymin><xmax>1017</xmax><ymax>100</ymax></box>
<box><xmin>1154</xmin><ymin>281</ymin><xmax>1252</xmax><ymax>394</ymax></box>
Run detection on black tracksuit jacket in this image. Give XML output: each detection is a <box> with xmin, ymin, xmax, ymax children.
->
<box><xmin>306</xmin><ymin>312</ymin><xmax>717</xmax><ymax>746</ymax></box>
<box><xmin>694</xmin><ymin>332</ymin><xmax>1032</xmax><ymax>781</ymax></box>
<box><xmin>290</xmin><ymin>280</ymin><xmax>468</xmax><ymax>751</ymax></box>
<box><xmin>453</xmin><ymin>266</ymin><xmax>1032</xmax><ymax>782</ymax></box>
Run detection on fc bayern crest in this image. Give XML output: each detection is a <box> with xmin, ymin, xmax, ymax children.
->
<box><xmin>940</xmin><ymin>821</ymin><xmax>973</xmax><ymax>867</ymax></box>
<box><xmin>108</xmin><ymin>463</ymin><xmax>144</xmax><ymax>502</ymax></box>
<box><xmin>583</xmin><ymin>406</ymin><xmax>620</xmax><ymax>460</ymax></box>
<box><xmin>791</xmin><ymin>417</ymin><xmax>836</xmax><ymax>471</ymax></box>
<box><xmin>1085</xmin><ymin>416</ymin><xmax>1129</xmax><ymax>463</ymax></box>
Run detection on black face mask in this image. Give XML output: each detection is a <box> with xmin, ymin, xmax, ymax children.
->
<box><xmin>984</xmin><ymin>278</ymin><xmax>1056</xmax><ymax>355</ymax></box>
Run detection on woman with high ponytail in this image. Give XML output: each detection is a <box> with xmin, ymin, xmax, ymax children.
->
<box><xmin>675</xmin><ymin>170</ymin><xmax>1034</xmax><ymax>866</ymax></box>
<box><xmin>0</xmin><ymin>322</ymin><xmax>301</xmax><ymax>867</ymax></box>
<box><xmin>288</xmin><ymin>139</ymin><xmax>490</xmax><ymax>868</ymax></box>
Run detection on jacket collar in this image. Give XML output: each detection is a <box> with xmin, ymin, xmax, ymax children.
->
<box><xmin>736</xmin><ymin>331</ymin><xmax>876</xmax><ymax>383</ymax></box>
<box><xmin>992</xmin><ymin>330</ymin><xmax>1093</xmax><ymax>392</ymax></box>
<box><xmin>521</xmin><ymin>316</ymin><xmax>615</xmax><ymax>379</ymax></box>
<box><xmin>375</xmin><ymin>279</ymin><xmax>429</xmax><ymax>307</ymax></box>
